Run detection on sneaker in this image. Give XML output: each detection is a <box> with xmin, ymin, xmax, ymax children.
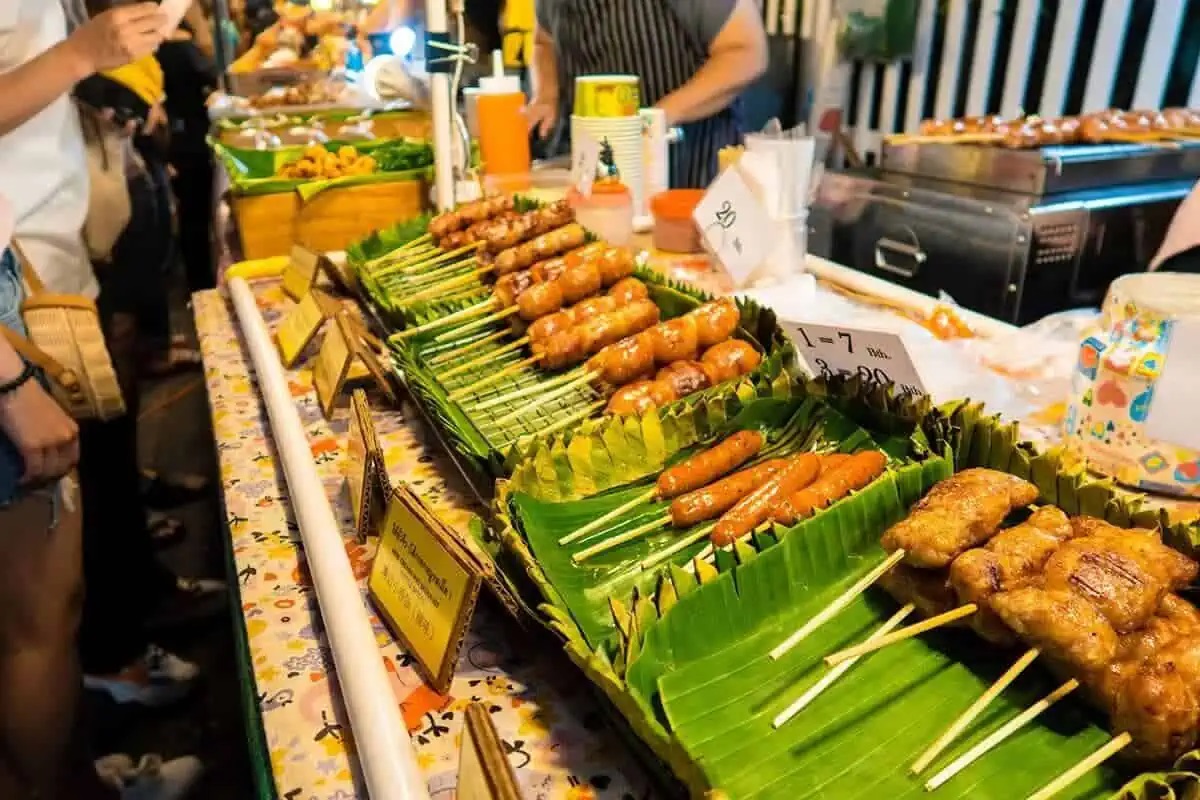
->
<box><xmin>146</xmin><ymin>576</ymin><xmax>228</xmax><ymax>633</ymax></box>
<box><xmin>96</xmin><ymin>753</ymin><xmax>203</xmax><ymax>800</ymax></box>
<box><xmin>84</xmin><ymin>645</ymin><xmax>200</xmax><ymax>707</ymax></box>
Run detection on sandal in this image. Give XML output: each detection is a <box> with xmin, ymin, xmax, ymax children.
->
<box><xmin>141</xmin><ymin>469</ymin><xmax>211</xmax><ymax>510</ymax></box>
<box><xmin>148</xmin><ymin>515</ymin><xmax>187</xmax><ymax>547</ymax></box>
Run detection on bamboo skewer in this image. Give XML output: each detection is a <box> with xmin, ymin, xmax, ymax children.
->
<box><xmin>769</xmin><ymin>549</ymin><xmax>907</xmax><ymax>661</ymax></box>
<box><xmin>772</xmin><ymin>604</ymin><xmax>916</xmax><ymax>729</ymax></box>
<box><xmin>507</xmin><ymin>401</ymin><xmax>605</xmax><ymax>446</ymax></box>
<box><xmin>398</xmin><ymin>255</ymin><xmax>479</xmax><ymax>287</ymax></box>
<box><xmin>1024</xmin><ymin>732</ymin><xmax>1131</xmax><ymax>800</ymax></box>
<box><xmin>924</xmin><ymin>679</ymin><xmax>1081</xmax><ymax>792</ymax></box>
<box><xmin>431</xmin><ymin>305</ymin><xmax>514</xmax><ymax>342</ymax></box>
<box><xmin>640</xmin><ymin>525</ymin><xmax>712</xmax><ymax>571</ymax></box>
<box><xmin>423</xmin><ymin>328</ymin><xmax>508</xmax><ymax>362</ymax></box>
<box><xmin>823</xmin><ymin>603</ymin><xmax>978</xmax><ymax>666</ymax></box>
<box><xmin>560</xmin><ymin>488</ymin><xmax>658</xmax><ymax>546</ymax></box>
<box><xmin>363</xmin><ymin>233</ymin><xmax>432</xmax><ymax>270</ymax></box>
<box><xmin>472</xmin><ymin>363</ymin><xmax>581</xmax><ymax>412</ymax></box>
<box><xmin>488</xmin><ymin>371</ymin><xmax>597</xmax><ymax>427</ymax></box>
<box><xmin>438</xmin><ymin>336</ymin><xmax>530</xmax><ymax>380</ymax></box>
<box><xmin>389</xmin><ymin>299</ymin><xmax>498</xmax><ymax>342</ymax></box>
<box><xmin>404</xmin><ymin>269</ymin><xmax>490</xmax><ymax>305</ymax></box>
<box><xmin>446</xmin><ymin>356</ymin><xmax>539</xmax><ymax>401</ymax></box>
<box><xmin>375</xmin><ymin>241</ymin><xmax>481</xmax><ymax>277</ymax></box>
<box><xmin>572</xmin><ymin>513</ymin><xmax>675</xmax><ymax>563</ymax></box>
<box><xmin>909</xmin><ymin>647</ymin><xmax>1041</xmax><ymax>775</ymax></box>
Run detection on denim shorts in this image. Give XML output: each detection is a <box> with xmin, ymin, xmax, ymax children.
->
<box><xmin>0</xmin><ymin>247</ymin><xmax>27</xmax><ymax>506</ymax></box>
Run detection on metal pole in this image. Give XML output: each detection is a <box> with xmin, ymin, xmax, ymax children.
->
<box><xmin>426</xmin><ymin>0</ymin><xmax>456</xmax><ymax>210</ymax></box>
<box><xmin>228</xmin><ymin>278</ymin><xmax>432</xmax><ymax>800</ymax></box>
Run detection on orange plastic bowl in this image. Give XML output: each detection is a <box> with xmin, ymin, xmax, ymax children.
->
<box><xmin>650</xmin><ymin>189</ymin><xmax>705</xmax><ymax>253</ymax></box>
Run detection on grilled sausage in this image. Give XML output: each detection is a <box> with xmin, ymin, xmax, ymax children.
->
<box><xmin>657</xmin><ymin>430</ymin><xmax>765</xmax><ymax>498</ymax></box>
<box><xmin>712</xmin><ymin>453</ymin><xmax>821</xmax><ymax>546</ymax></box>
<box><xmin>669</xmin><ymin>459</ymin><xmax>788</xmax><ymax>526</ymax></box>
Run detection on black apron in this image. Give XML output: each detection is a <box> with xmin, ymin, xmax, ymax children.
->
<box><xmin>548</xmin><ymin>0</ymin><xmax>742</xmax><ymax>188</ymax></box>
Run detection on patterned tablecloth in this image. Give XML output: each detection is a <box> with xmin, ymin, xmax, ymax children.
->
<box><xmin>194</xmin><ymin>281</ymin><xmax>653</xmax><ymax>800</ymax></box>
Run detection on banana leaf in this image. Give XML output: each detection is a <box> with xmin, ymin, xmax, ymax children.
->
<box><xmin>214</xmin><ymin>138</ymin><xmax>434</xmax><ymax>197</ymax></box>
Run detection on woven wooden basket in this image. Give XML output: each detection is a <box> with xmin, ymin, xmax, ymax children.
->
<box><xmin>12</xmin><ymin>243</ymin><xmax>125</xmax><ymax>421</ymax></box>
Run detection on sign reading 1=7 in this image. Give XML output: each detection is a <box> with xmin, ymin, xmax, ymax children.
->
<box><xmin>786</xmin><ymin>321</ymin><xmax>927</xmax><ymax>398</ymax></box>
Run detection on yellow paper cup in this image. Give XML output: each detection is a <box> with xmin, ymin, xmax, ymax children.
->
<box><xmin>574</xmin><ymin>75</ymin><xmax>641</xmax><ymax>118</ymax></box>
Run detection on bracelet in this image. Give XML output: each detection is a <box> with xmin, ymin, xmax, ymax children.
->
<box><xmin>0</xmin><ymin>361</ymin><xmax>34</xmax><ymax>396</ymax></box>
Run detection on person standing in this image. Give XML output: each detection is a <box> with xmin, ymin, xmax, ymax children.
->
<box><xmin>527</xmin><ymin>0</ymin><xmax>767</xmax><ymax>188</ymax></box>
<box><xmin>0</xmin><ymin>3</ymin><xmax>202</xmax><ymax>796</ymax></box>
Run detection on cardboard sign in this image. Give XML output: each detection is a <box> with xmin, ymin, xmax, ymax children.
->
<box><xmin>276</xmin><ymin>290</ymin><xmax>330</xmax><ymax>367</ymax></box>
<box><xmin>1145</xmin><ymin>318</ymin><xmax>1200</xmax><ymax>451</ymax></box>
<box><xmin>693</xmin><ymin>165</ymin><xmax>772</xmax><ymax>284</ymax></box>
<box><xmin>282</xmin><ymin>244</ymin><xmax>322</xmax><ymax>300</ymax></box>
<box><xmin>457</xmin><ymin>703</ymin><xmax>522</xmax><ymax>800</ymax></box>
<box><xmin>347</xmin><ymin>390</ymin><xmax>387</xmax><ymax>541</ymax></box>
<box><xmin>785</xmin><ymin>321</ymin><xmax>926</xmax><ymax>398</ymax></box>
<box><xmin>368</xmin><ymin>484</ymin><xmax>486</xmax><ymax>693</ymax></box>
<box><xmin>313</xmin><ymin>313</ymin><xmax>355</xmax><ymax>418</ymax></box>
<box><xmin>353</xmin><ymin>337</ymin><xmax>399</xmax><ymax>405</ymax></box>
<box><xmin>319</xmin><ymin>251</ymin><xmax>359</xmax><ymax>297</ymax></box>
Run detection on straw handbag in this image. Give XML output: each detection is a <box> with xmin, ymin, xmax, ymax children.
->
<box><xmin>8</xmin><ymin>242</ymin><xmax>125</xmax><ymax>421</ymax></box>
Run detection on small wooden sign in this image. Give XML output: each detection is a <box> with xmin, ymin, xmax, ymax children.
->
<box><xmin>282</xmin><ymin>244</ymin><xmax>323</xmax><ymax>300</ymax></box>
<box><xmin>312</xmin><ymin>312</ymin><xmax>355</xmax><ymax>418</ymax></box>
<box><xmin>457</xmin><ymin>703</ymin><xmax>522</xmax><ymax>800</ymax></box>
<box><xmin>368</xmin><ymin>484</ymin><xmax>487</xmax><ymax>694</ymax></box>
<box><xmin>276</xmin><ymin>290</ymin><xmax>330</xmax><ymax>367</ymax></box>
<box><xmin>346</xmin><ymin>390</ymin><xmax>387</xmax><ymax>541</ymax></box>
<box><xmin>352</xmin><ymin>337</ymin><xmax>399</xmax><ymax>405</ymax></box>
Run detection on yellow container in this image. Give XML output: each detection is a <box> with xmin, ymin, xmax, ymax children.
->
<box><xmin>232</xmin><ymin>179</ymin><xmax>428</xmax><ymax>259</ymax></box>
<box><xmin>573</xmin><ymin>75</ymin><xmax>640</xmax><ymax>118</ymax></box>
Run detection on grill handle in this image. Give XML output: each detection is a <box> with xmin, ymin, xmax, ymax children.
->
<box><xmin>874</xmin><ymin>235</ymin><xmax>926</xmax><ymax>279</ymax></box>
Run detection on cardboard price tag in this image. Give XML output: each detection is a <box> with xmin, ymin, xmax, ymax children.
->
<box><xmin>319</xmin><ymin>251</ymin><xmax>358</xmax><ymax>296</ymax></box>
<box><xmin>572</xmin><ymin>131</ymin><xmax>602</xmax><ymax>197</ymax></box>
<box><xmin>785</xmin><ymin>321</ymin><xmax>927</xmax><ymax>397</ymax></box>
<box><xmin>282</xmin><ymin>244</ymin><xmax>323</xmax><ymax>300</ymax></box>
<box><xmin>457</xmin><ymin>703</ymin><xmax>521</xmax><ymax>800</ymax></box>
<box><xmin>275</xmin><ymin>290</ymin><xmax>330</xmax><ymax>367</ymax></box>
<box><xmin>312</xmin><ymin>313</ymin><xmax>355</xmax><ymax>418</ymax></box>
<box><xmin>346</xmin><ymin>390</ymin><xmax>387</xmax><ymax>541</ymax></box>
<box><xmin>692</xmin><ymin>165</ymin><xmax>772</xmax><ymax>285</ymax></box>
<box><xmin>368</xmin><ymin>484</ymin><xmax>487</xmax><ymax>694</ymax></box>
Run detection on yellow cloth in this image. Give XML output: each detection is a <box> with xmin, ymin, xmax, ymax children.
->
<box><xmin>101</xmin><ymin>56</ymin><xmax>165</xmax><ymax>107</ymax></box>
<box><xmin>501</xmin><ymin>0</ymin><xmax>534</xmax><ymax>68</ymax></box>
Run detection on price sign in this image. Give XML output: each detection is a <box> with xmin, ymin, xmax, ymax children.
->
<box><xmin>368</xmin><ymin>484</ymin><xmax>485</xmax><ymax>694</ymax></box>
<box><xmin>346</xmin><ymin>390</ymin><xmax>387</xmax><ymax>541</ymax></box>
<box><xmin>457</xmin><ymin>703</ymin><xmax>521</xmax><ymax>800</ymax></box>
<box><xmin>318</xmin><ymin>250</ymin><xmax>358</xmax><ymax>296</ymax></box>
<box><xmin>692</xmin><ymin>165</ymin><xmax>772</xmax><ymax>285</ymax></box>
<box><xmin>572</xmin><ymin>131</ymin><xmax>602</xmax><ymax>197</ymax></box>
<box><xmin>275</xmin><ymin>290</ymin><xmax>330</xmax><ymax>367</ymax></box>
<box><xmin>785</xmin><ymin>321</ymin><xmax>927</xmax><ymax>398</ymax></box>
<box><xmin>312</xmin><ymin>313</ymin><xmax>355</xmax><ymax>418</ymax></box>
<box><xmin>282</xmin><ymin>244</ymin><xmax>322</xmax><ymax>300</ymax></box>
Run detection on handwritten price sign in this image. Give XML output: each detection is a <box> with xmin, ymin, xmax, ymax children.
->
<box><xmin>692</xmin><ymin>165</ymin><xmax>771</xmax><ymax>284</ymax></box>
<box><xmin>784</xmin><ymin>321</ymin><xmax>927</xmax><ymax>397</ymax></box>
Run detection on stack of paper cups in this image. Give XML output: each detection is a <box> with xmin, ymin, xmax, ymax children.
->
<box><xmin>571</xmin><ymin>114</ymin><xmax>646</xmax><ymax>215</ymax></box>
<box><xmin>639</xmin><ymin>108</ymin><xmax>669</xmax><ymax>213</ymax></box>
<box><xmin>571</xmin><ymin>74</ymin><xmax>649</xmax><ymax>215</ymax></box>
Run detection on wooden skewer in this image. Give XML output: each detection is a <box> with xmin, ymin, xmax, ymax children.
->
<box><xmin>824</xmin><ymin>603</ymin><xmax>978</xmax><ymax>666</ymax></box>
<box><xmin>572</xmin><ymin>513</ymin><xmax>674</xmax><ymax>563</ymax></box>
<box><xmin>432</xmin><ymin>305</ymin><xmax>517</xmax><ymax>342</ymax></box>
<box><xmin>389</xmin><ymin>299</ymin><xmax>498</xmax><ymax>342</ymax></box>
<box><xmin>924</xmin><ymin>679</ymin><xmax>1080</xmax><ymax>792</ymax></box>
<box><xmin>435</xmin><ymin>286</ymin><xmax>491</xmax><ymax>306</ymax></box>
<box><xmin>366</xmin><ymin>243</ymin><xmax>440</xmax><ymax>274</ymax></box>
<box><xmin>472</xmin><ymin>362</ymin><xmax>581</xmax><ymax>413</ymax></box>
<box><xmin>375</xmin><ymin>241</ymin><xmax>481</xmax><ymax>277</ymax></box>
<box><xmin>488</xmin><ymin>371</ymin><xmax>597</xmax><ymax>427</ymax></box>
<box><xmin>639</xmin><ymin>525</ymin><xmax>712</xmax><ymax>571</ymax></box>
<box><xmin>398</xmin><ymin>255</ymin><xmax>478</xmax><ymax>287</ymax></box>
<box><xmin>1023</xmin><ymin>732</ymin><xmax>1131</xmax><ymax>800</ymax></box>
<box><xmin>559</xmin><ymin>487</ymin><xmax>658</xmax><ymax>546</ymax></box>
<box><xmin>404</xmin><ymin>269</ymin><xmax>490</xmax><ymax>305</ymax></box>
<box><xmin>363</xmin><ymin>233</ymin><xmax>432</xmax><ymax>270</ymax></box>
<box><xmin>506</xmin><ymin>400</ymin><xmax>605</xmax><ymax>446</ymax></box>
<box><xmin>424</xmin><ymin>328</ymin><xmax>508</xmax><ymax>363</ymax></box>
<box><xmin>769</xmin><ymin>549</ymin><xmax>907</xmax><ymax>661</ymax></box>
<box><xmin>909</xmin><ymin>647</ymin><xmax>1041</xmax><ymax>775</ymax></box>
<box><xmin>446</xmin><ymin>356</ymin><xmax>539</xmax><ymax>401</ymax></box>
<box><xmin>439</xmin><ymin>336</ymin><xmax>530</xmax><ymax>380</ymax></box>
<box><xmin>772</xmin><ymin>604</ymin><xmax>916</xmax><ymax>729</ymax></box>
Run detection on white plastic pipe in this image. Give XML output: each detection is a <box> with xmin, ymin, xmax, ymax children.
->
<box><xmin>426</xmin><ymin>0</ymin><xmax>456</xmax><ymax>210</ymax></box>
<box><xmin>228</xmin><ymin>278</ymin><xmax>431</xmax><ymax>800</ymax></box>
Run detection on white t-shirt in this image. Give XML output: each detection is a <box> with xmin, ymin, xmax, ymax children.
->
<box><xmin>0</xmin><ymin>1</ymin><xmax>96</xmax><ymax>298</ymax></box>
